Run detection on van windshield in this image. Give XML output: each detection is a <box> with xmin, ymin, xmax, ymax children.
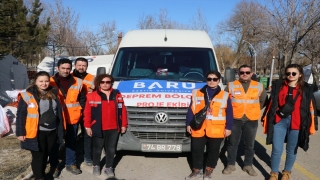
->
<box><xmin>111</xmin><ymin>47</ymin><xmax>218</xmax><ymax>82</ymax></box>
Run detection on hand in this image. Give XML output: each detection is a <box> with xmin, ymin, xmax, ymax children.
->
<box><xmin>121</xmin><ymin>127</ymin><xmax>127</xmax><ymax>134</ymax></box>
<box><xmin>186</xmin><ymin>126</ymin><xmax>192</xmax><ymax>134</ymax></box>
<box><xmin>224</xmin><ymin>129</ymin><xmax>231</xmax><ymax>137</ymax></box>
<box><xmin>86</xmin><ymin>128</ymin><xmax>92</xmax><ymax>137</ymax></box>
<box><xmin>261</xmin><ymin>121</ymin><xmax>264</xmax><ymax>127</ymax></box>
<box><xmin>18</xmin><ymin>136</ymin><xmax>26</xmax><ymax>142</ymax></box>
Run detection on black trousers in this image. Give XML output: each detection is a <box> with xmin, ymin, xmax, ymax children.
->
<box><xmin>79</xmin><ymin>118</ymin><xmax>92</xmax><ymax>160</ymax></box>
<box><xmin>191</xmin><ymin>136</ymin><xmax>224</xmax><ymax>169</ymax></box>
<box><xmin>227</xmin><ymin>120</ymin><xmax>258</xmax><ymax>166</ymax></box>
<box><xmin>30</xmin><ymin>130</ymin><xmax>57</xmax><ymax>178</ymax></box>
<box><xmin>92</xmin><ymin>130</ymin><xmax>119</xmax><ymax>167</ymax></box>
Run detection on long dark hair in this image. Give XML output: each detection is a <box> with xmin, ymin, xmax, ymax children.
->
<box><xmin>282</xmin><ymin>64</ymin><xmax>305</xmax><ymax>93</ymax></box>
<box><xmin>27</xmin><ymin>71</ymin><xmax>56</xmax><ymax>100</ymax></box>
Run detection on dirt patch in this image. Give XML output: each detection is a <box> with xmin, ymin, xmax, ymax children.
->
<box><xmin>0</xmin><ymin>135</ymin><xmax>31</xmax><ymax>180</ymax></box>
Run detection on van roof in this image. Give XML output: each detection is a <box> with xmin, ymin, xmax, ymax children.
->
<box><xmin>119</xmin><ymin>29</ymin><xmax>213</xmax><ymax>48</ymax></box>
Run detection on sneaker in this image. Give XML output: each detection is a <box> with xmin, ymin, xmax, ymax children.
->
<box><xmin>269</xmin><ymin>171</ymin><xmax>278</xmax><ymax>180</ymax></box>
<box><xmin>185</xmin><ymin>168</ymin><xmax>203</xmax><ymax>180</ymax></box>
<box><xmin>84</xmin><ymin>158</ymin><xmax>93</xmax><ymax>166</ymax></box>
<box><xmin>104</xmin><ymin>167</ymin><xmax>115</xmax><ymax>177</ymax></box>
<box><xmin>242</xmin><ymin>166</ymin><xmax>257</xmax><ymax>176</ymax></box>
<box><xmin>93</xmin><ymin>165</ymin><xmax>100</xmax><ymax>176</ymax></box>
<box><xmin>281</xmin><ymin>170</ymin><xmax>290</xmax><ymax>180</ymax></box>
<box><xmin>52</xmin><ymin>168</ymin><xmax>61</xmax><ymax>178</ymax></box>
<box><xmin>222</xmin><ymin>165</ymin><xmax>236</xmax><ymax>174</ymax></box>
<box><xmin>203</xmin><ymin>167</ymin><xmax>213</xmax><ymax>180</ymax></box>
<box><xmin>66</xmin><ymin>165</ymin><xmax>82</xmax><ymax>175</ymax></box>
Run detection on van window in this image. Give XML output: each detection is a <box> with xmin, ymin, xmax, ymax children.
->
<box><xmin>111</xmin><ymin>47</ymin><xmax>218</xmax><ymax>82</ymax></box>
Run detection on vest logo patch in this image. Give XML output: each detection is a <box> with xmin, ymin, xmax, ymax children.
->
<box><xmin>234</xmin><ymin>91</ymin><xmax>241</xmax><ymax>95</ymax></box>
<box><xmin>28</xmin><ymin>103</ymin><xmax>35</xmax><ymax>108</ymax></box>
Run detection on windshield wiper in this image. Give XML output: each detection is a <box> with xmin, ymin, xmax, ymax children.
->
<box><xmin>115</xmin><ymin>77</ymin><xmax>139</xmax><ymax>81</ymax></box>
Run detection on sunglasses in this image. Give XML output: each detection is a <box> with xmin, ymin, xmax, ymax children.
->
<box><xmin>286</xmin><ymin>72</ymin><xmax>297</xmax><ymax>76</ymax></box>
<box><xmin>100</xmin><ymin>80</ymin><xmax>111</xmax><ymax>84</ymax></box>
<box><xmin>207</xmin><ymin>77</ymin><xmax>219</xmax><ymax>82</ymax></box>
<box><xmin>239</xmin><ymin>71</ymin><xmax>251</xmax><ymax>75</ymax></box>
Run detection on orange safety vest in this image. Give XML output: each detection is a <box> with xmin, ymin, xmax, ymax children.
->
<box><xmin>191</xmin><ymin>89</ymin><xmax>229</xmax><ymax>138</ymax></box>
<box><xmin>228</xmin><ymin>80</ymin><xmax>263</xmax><ymax>120</ymax></box>
<box><xmin>50</xmin><ymin>76</ymin><xmax>83</xmax><ymax>127</ymax></box>
<box><xmin>19</xmin><ymin>92</ymin><xmax>39</xmax><ymax>138</ymax></box>
<box><xmin>71</xmin><ymin>73</ymin><xmax>95</xmax><ymax>93</ymax></box>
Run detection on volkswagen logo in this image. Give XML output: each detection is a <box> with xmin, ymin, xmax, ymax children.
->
<box><xmin>154</xmin><ymin>112</ymin><xmax>169</xmax><ymax>124</ymax></box>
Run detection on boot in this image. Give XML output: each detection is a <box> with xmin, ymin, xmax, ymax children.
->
<box><xmin>222</xmin><ymin>165</ymin><xmax>236</xmax><ymax>174</ymax></box>
<box><xmin>242</xmin><ymin>166</ymin><xmax>257</xmax><ymax>176</ymax></box>
<box><xmin>185</xmin><ymin>168</ymin><xmax>203</xmax><ymax>180</ymax></box>
<box><xmin>269</xmin><ymin>172</ymin><xmax>278</xmax><ymax>180</ymax></box>
<box><xmin>203</xmin><ymin>166</ymin><xmax>213</xmax><ymax>180</ymax></box>
<box><xmin>281</xmin><ymin>170</ymin><xmax>291</xmax><ymax>180</ymax></box>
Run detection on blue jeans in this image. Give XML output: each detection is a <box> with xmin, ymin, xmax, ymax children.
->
<box><xmin>65</xmin><ymin>123</ymin><xmax>79</xmax><ymax>166</ymax></box>
<box><xmin>271</xmin><ymin>116</ymin><xmax>299</xmax><ymax>173</ymax></box>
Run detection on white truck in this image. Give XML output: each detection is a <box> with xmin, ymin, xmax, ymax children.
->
<box><xmin>98</xmin><ymin>29</ymin><xmax>222</xmax><ymax>152</ymax></box>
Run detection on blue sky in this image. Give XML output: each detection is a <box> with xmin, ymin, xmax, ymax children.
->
<box><xmin>43</xmin><ymin>0</ymin><xmax>243</xmax><ymax>35</ymax></box>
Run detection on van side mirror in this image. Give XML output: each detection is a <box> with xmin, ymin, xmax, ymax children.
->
<box><xmin>223</xmin><ymin>68</ymin><xmax>236</xmax><ymax>85</ymax></box>
<box><xmin>97</xmin><ymin>67</ymin><xmax>106</xmax><ymax>75</ymax></box>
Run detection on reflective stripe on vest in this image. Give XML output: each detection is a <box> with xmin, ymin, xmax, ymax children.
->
<box><xmin>50</xmin><ymin>76</ymin><xmax>83</xmax><ymax>127</ymax></box>
<box><xmin>228</xmin><ymin>80</ymin><xmax>263</xmax><ymax>120</ymax></box>
<box><xmin>191</xmin><ymin>89</ymin><xmax>228</xmax><ymax>138</ymax></box>
<box><xmin>82</xmin><ymin>74</ymin><xmax>95</xmax><ymax>93</ymax></box>
<box><xmin>20</xmin><ymin>92</ymin><xmax>39</xmax><ymax>138</ymax></box>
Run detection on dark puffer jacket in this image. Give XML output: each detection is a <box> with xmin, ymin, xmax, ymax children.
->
<box><xmin>263</xmin><ymin>80</ymin><xmax>318</xmax><ymax>151</ymax></box>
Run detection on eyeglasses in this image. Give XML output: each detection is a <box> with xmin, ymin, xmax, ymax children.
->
<box><xmin>207</xmin><ymin>77</ymin><xmax>219</xmax><ymax>82</ymax></box>
<box><xmin>239</xmin><ymin>71</ymin><xmax>251</xmax><ymax>75</ymax></box>
<box><xmin>100</xmin><ymin>80</ymin><xmax>111</xmax><ymax>84</ymax></box>
<box><xmin>286</xmin><ymin>72</ymin><xmax>297</xmax><ymax>76</ymax></box>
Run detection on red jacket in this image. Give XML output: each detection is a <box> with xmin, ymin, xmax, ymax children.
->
<box><xmin>83</xmin><ymin>88</ymin><xmax>128</xmax><ymax>137</ymax></box>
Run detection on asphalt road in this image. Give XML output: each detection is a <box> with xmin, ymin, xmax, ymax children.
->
<box><xmin>52</xmin><ymin>117</ymin><xmax>320</xmax><ymax>180</ymax></box>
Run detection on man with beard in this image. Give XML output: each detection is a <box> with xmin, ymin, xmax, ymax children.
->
<box><xmin>72</xmin><ymin>57</ymin><xmax>95</xmax><ymax>166</ymax></box>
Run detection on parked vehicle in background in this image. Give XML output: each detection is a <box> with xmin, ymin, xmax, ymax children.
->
<box><xmin>303</xmin><ymin>64</ymin><xmax>320</xmax><ymax>113</ymax></box>
<box><xmin>98</xmin><ymin>29</ymin><xmax>222</xmax><ymax>152</ymax></box>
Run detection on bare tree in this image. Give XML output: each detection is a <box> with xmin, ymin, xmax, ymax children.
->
<box><xmin>137</xmin><ymin>9</ymin><xmax>185</xmax><ymax>29</ymax></box>
<box><xmin>46</xmin><ymin>0</ymin><xmax>82</xmax><ymax>56</ymax></box>
<box><xmin>217</xmin><ymin>0</ymin><xmax>269</xmax><ymax>69</ymax></box>
<box><xmin>262</xmin><ymin>0</ymin><xmax>320</xmax><ymax>74</ymax></box>
<box><xmin>299</xmin><ymin>27</ymin><xmax>320</xmax><ymax>86</ymax></box>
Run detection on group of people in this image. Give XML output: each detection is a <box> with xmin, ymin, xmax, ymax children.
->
<box><xmin>185</xmin><ymin>64</ymin><xmax>317</xmax><ymax>180</ymax></box>
<box><xmin>16</xmin><ymin>58</ymin><xmax>128</xmax><ymax>180</ymax></box>
<box><xmin>16</xmin><ymin>60</ymin><xmax>317</xmax><ymax>180</ymax></box>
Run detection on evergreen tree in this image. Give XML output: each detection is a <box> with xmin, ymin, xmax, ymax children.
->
<box><xmin>0</xmin><ymin>0</ymin><xmax>50</xmax><ymax>63</ymax></box>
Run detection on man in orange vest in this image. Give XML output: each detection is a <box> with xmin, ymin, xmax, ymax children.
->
<box><xmin>222</xmin><ymin>64</ymin><xmax>267</xmax><ymax>176</ymax></box>
<box><xmin>49</xmin><ymin>58</ymin><xmax>86</xmax><ymax>177</ymax></box>
<box><xmin>72</xmin><ymin>57</ymin><xmax>95</xmax><ymax>166</ymax></box>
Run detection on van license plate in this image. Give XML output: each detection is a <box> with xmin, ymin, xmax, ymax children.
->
<box><xmin>141</xmin><ymin>144</ymin><xmax>182</xmax><ymax>152</ymax></box>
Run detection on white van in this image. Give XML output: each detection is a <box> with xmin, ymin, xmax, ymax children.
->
<box><xmin>102</xmin><ymin>29</ymin><xmax>222</xmax><ymax>152</ymax></box>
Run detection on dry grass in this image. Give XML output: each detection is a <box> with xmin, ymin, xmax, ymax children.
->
<box><xmin>0</xmin><ymin>135</ymin><xmax>31</xmax><ymax>180</ymax></box>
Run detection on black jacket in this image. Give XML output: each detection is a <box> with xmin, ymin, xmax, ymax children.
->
<box><xmin>16</xmin><ymin>86</ymin><xmax>64</xmax><ymax>151</ymax></box>
<box><xmin>264</xmin><ymin>80</ymin><xmax>318</xmax><ymax>151</ymax></box>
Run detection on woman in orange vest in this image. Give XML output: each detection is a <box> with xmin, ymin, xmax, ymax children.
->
<box><xmin>16</xmin><ymin>71</ymin><xmax>64</xmax><ymax>180</ymax></box>
<box><xmin>185</xmin><ymin>71</ymin><xmax>233</xmax><ymax>180</ymax></box>
<box><xmin>83</xmin><ymin>74</ymin><xmax>128</xmax><ymax>178</ymax></box>
<box><xmin>262</xmin><ymin>64</ymin><xmax>317</xmax><ymax>180</ymax></box>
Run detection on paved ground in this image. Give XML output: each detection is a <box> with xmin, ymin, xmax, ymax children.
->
<box><xmin>51</xmin><ymin>117</ymin><xmax>320</xmax><ymax>180</ymax></box>
<box><xmin>16</xmin><ymin>116</ymin><xmax>320</xmax><ymax>180</ymax></box>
